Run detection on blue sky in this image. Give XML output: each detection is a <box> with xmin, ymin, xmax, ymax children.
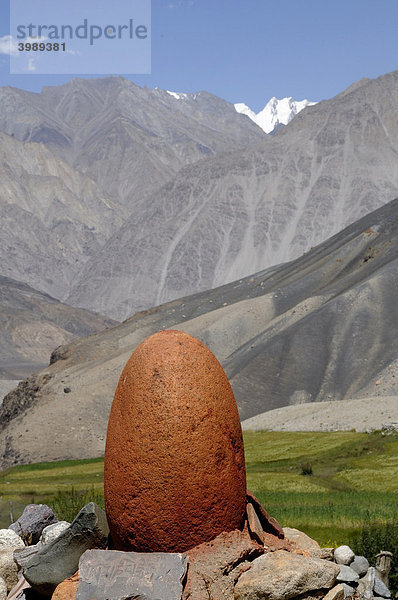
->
<box><xmin>0</xmin><ymin>0</ymin><xmax>397</xmax><ymax>111</ymax></box>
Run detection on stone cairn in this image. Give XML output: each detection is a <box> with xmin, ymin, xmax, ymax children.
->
<box><xmin>0</xmin><ymin>330</ymin><xmax>394</xmax><ymax>600</ymax></box>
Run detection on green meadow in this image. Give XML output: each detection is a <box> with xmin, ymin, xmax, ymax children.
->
<box><xmin>1</xmin><ymin>430</ymin><xmax>397</xmax><ymax>548</ymax></box>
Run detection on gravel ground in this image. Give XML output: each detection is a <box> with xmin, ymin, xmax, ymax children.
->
<box><xmin>241</xmin><ymin>396</ymin><xmax>398</xmax><ymax>432</ymax></box>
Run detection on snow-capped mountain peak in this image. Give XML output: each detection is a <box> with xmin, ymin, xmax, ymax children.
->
<box><xmin>235</xmin><ymin>96</ymin><xmax>317</xmax><ymax>134</ymax></box>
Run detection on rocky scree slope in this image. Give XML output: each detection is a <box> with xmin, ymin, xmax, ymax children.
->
<box><xmin>0</xmin><ymin>199</ymin><xmax>397</xmax><ymax>467</ymax></box>
<box><xmin>0</xmin><ymin>77</ymin><xmax>266</xmax><ymax>212</ymax></box>
<box><xmin>0</xmin><ymin>131</ymin><xmax>122</xmax><ymax>300</ymax></box>
<box><xmin>0</xmin><ymin>78</ymin><xmax>266</xmax><ymax>306</ymax></box>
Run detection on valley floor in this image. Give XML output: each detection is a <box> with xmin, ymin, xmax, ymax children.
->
<box><xmin>242</xmin><ymin>397</ymin><xmax>398</xmax><ymax>432</ymax></box>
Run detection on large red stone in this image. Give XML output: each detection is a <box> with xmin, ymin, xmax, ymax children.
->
<box><xmin>104</xmin><ymin>330</ymin><xmax>246</xmax><ymax>552</ymax></box>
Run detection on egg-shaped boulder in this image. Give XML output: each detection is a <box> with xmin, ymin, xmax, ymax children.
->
<box><xmin>104</xmin><ymin>329</ymin><xmax>246</xmax><ymax>552</ymax></box>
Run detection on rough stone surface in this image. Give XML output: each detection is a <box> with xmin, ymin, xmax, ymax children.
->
<box><xmin>350</xmin><ymin>555</ymin><xmax>369</xmax><ymax>577</ymax></box>
<box><xmin>9</xmin><ymin>504</ymin><xmax>58</xmax><ymax>545</ymax></box>
<box><xmin>341</xmin><ymin>583</ymin><xmax>355</xmax><ymax>598</ymax></box>
<box><xmin>234</xmin><ymin>549</ymin><xmax>339</xmax><ymax>600</ymax></box>
<box><xmin>321</xmin><ymin>548</ymin><xmax>335</xmax><ymax>561</ymax></box>
<box><xmin>0</xmin><ymin>529</ymin><xmax>24</xmax><ymax>550</ymax></box>
<box><xmin>183</xmin><ymin>524</ymin><xmax>263</xmax><ymax>600</ymax></box>
<box><xmin>358</xmin><ymin>567</ymin><xmax>376</xmax><ymax>599</ymax></box>
<box><xmin>246</xmin><ymin>491</ymin><xmax>284</xmax><ymax>538</ymax></box>
<box><xmin>104</xmin><ymin>330</ymin><xmax>246</xmax><ymax>552</ymax></box>
<box><xmin>52</xmin><ymin>572</ymin><xmax>79</xmax><ymax>600</ymax></box>
<box><xmin>337</xmin><ymin>565</ymin><xmax>359</xmax><ymax>584</ymax></box>
<box><xmin>23</xmin><ymin>502</ymin><xmax>109</xmax><ymax>596</ymax></box>
<box><xmin>77</xmin><ymin>549</ymin><xmax>187</xmax><ymax>600</ymax></box>
<box><xmin>323</xmin><ymin>584</ymin><xmax>345</xmax><ymax>600</ymax></box>
<box><xmin>374</xmin><ymin>575</ymin><xmax>391</xmax><ymax>598</ymax></box>
<box><xmin>0</xmin><ymin>577</ymin><xmax>7</xmax><ymax>600</ymax></box>
<box><xmin>334</xmin><ymin>546</ymin><xmax>355</xmax><ymax>566</ymax></box>
<box><xmin>246</xmin><ymin>503</ymin><xmax>264</xmax><ymax>545</ymax></box>
<box><xmin>40</xmin><ymin>521</ymin><xmax>70</xmax><ymax>545</ymax></box>
<box><xmin>376</xmin><ymin>551</ymin><xmax>393</xmax><ymax>587</ymax></box>
<box><xmin>0</xmin><ymin>548</ymin><xmax>18</xmax><ymax>591</ymax></box>
<box><xmin>282</xmin><ymin>527</ymin><xmax>322</xmax><ymax>558</ymax></box>
<box><xmin>14</xmin><ymin>545</ymin><xmax>40</xmax><ymax>569</ymax></box>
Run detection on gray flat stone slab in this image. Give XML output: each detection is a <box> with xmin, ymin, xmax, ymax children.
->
<box><xmin>337</xmin><ymin>565</ymin><xmax>360</xmax><ymax>584</ymax></box>
<box><xmin>350</xmin><ymin>555</ymin><xmax>369</xmax><ymax>577</ymax></box>
<box><xmin>374</xmin><ymin>575</ymin><xmax>391</xmax><ymax>598</ymax></box>
<box><xmin>77</xmin><ymin>549</ymin><xmax>188</xmax><ymax>600</ymax></box>
<box><xmin>23</xmin><ymin>503</ymin><xmax>109</xmax><ymax>596</ymax></box>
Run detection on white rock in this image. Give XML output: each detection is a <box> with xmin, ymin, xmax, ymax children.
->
<box><xmin>40</xmin><ymin>521</ymin><xmax>70</xmax><ymax>545</ymax></box>
<box><xmin>334</xmin><ymin>545</ymin><xmax>355</xmax><ymax>565</ymax></box>
<box><xmin>0</xmin><ymin>577</ymin><xmax>7</xmax><ymax>600</ymax></box>
<box><xmin>0</xmin><ymin>530</ymin><xmax>24</xmax><ymax>551</ymax></box>
<box><xmin>0</xmin><ymin>549</ymin><xmax>18</xmax><ymax>591</ymax></box>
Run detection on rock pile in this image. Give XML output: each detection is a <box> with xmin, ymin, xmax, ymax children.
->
<box><xmin>331</xmin><ymin>544</ymin><xmax>392</xmax><ymax>600</ymax></box>
<box><xmin>0</xmin><ymin>497</ymin><xmax>348</xmax><ymax>600</ymax></box>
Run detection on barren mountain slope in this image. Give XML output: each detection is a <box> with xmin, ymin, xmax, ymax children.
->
<box><xmin>0</xmin><ymin>78</ymin><xmax>266</xmax><ymax>211</ymax></box>
<box><xmin>0</xmin><ymin>131</ymin><xmax>122</xmax><ymax>299</ymax></box>
<box><xmin>1</xmin><ymin>198</ymin><xmax>397</xmax><ymax>467</ymax></box>
<box><xmin>0</xmin><ymin>276</ymin><xmax>117</xmax><ymax>380</ymax></box>
<box><xmin>68</xmin><ymin>71</ymin><xmax>398</xmax><ymax>320</ymax></box>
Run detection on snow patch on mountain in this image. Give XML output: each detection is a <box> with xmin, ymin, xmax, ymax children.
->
<box><xmin>166</xmin><ymin>90</ymin><xmax>189</xmax><ymax>100</ymax></box>
<box><xmin>235</xmin><ymin>97</ymin><xmax>317</xmax><ymax>134</ymax></box>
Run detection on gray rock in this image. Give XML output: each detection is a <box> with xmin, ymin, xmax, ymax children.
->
<box><xmin>23</xmin><ymin>503</ymin><xmax>109</xmax><ymax>596</ymax></box>
<box><xmin>350</xmin><ymin>555</ymin><xmax>369</xmax><ymax>577</ymax></box>
<box><xmin>358</xmin><ymin>567</ymin><xmax>376</xmax><ymax>599</ymax></box>
<box><xmin>374</xmin><ymin>575</ymin><xmax>391</xmax><ymax>598</ymax></box>
<box><xmin>341</xmin><ymin>583</ymin><xmax>355</xmax><ymax>598</ymax></box>
<box><xmin>0</xmin><ymin>577</ymin><xmax>7</xmax><ymax>600</ymax></box>
<box><xmin>77</xmin><ymin>549</ymin><xmax>188</xmax><ymax>600</ymax></box>
<box><xmin>0</xmin><ymin>530</ymin><xmax>24</xmax><ymax>551</ymax></box>
<box><xmin>337</xmin><ymin>565</ymin><xmax>360</xmax><ymax>584</ymax></box>
<box><xmin>13</xmin><ymin>545</ymin><xmax>41</xmax><ymax>570</ymax></box>
<box><xmin>234</xmin><ymin>550</ymin><xmax>339</xmax><ymax>600</ymax></box>
<box><xmin>334</xmin><ymin>545</ymin><xmax>355</xmax><ymax>566</ymax></box>
<box><xmin>9</xmin><ymin>504</ymin><xmax>58</xmax><ymax>545</ymax></box>
<box><xmin>0</xmin><ymin>549</ymin><xmax>18</xmax><ymax>591</ymax></box>
<box><xmin>40</xmin><ymin>521</ymin><xmax>70</xmax><ymax>545</ymax></box>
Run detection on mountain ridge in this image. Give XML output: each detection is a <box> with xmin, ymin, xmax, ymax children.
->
<box><xmin>66</xmin><ymin>70</ymin><xmax>398</xmax><ymax>320</ymax></box>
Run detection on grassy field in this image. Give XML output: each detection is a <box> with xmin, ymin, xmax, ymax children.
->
<box><xmin>244</xmin><ymin>431</ymin><xmax>398</xmax><ymax>545</ymax></box>
<box><xmin>0</xmin><ymin>430</ymin><xmax>397</xmax><ymax>549</ymax></box>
